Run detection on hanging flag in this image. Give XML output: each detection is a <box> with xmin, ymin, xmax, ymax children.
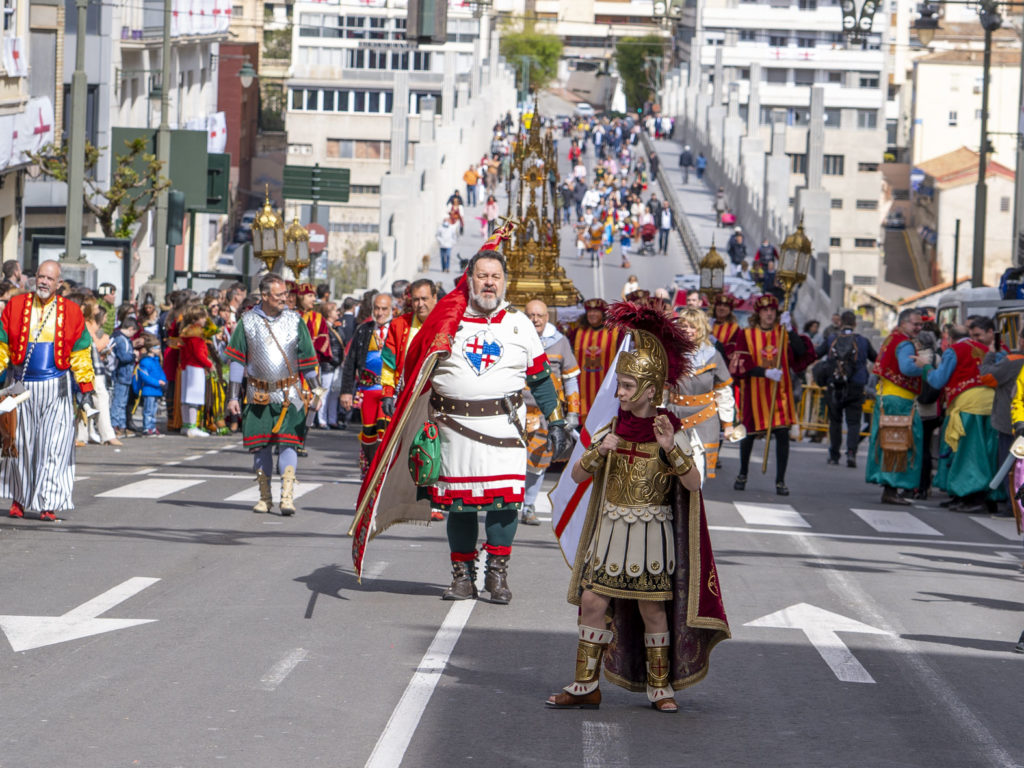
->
<box><xmin>3</xmin><ymin>38</ymin><xmax>26</xmax><ymax>78</ymax></box>
<box><xmin>207</xmin><ymin>111</ymin><xmax>227</xmax><ymax>154</ymax></box>
<box><xmin>13</xmin><ymin>97</ymin><xmax>54</xmax><ymax>164</ymax></box>
<box><xmin>0</xmin><ymin>115</ymin><xmax>15</xmax><ymax>171</ymax></box>
<box><xmin>547</xmin><ymin>339</ymin><xmax>626</xmax><ymax>567</ymax></box>
<box><xmin>213</xmin><ymin>0</ymin><xmax>232</xmax><ymax>33</ymax></box>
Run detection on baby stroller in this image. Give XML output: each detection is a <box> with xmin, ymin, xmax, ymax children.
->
<box><xmin>639</xmin><ymin>221</ymin><xmax>657</xmax><ymax>255</ymax></box>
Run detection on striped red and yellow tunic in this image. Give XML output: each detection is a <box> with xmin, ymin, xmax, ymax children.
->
<box><xmin>572</xmin><ymin>325</ymin><xmax>619</xmax><ymax>421</ymax></box>
<box><xmin>733</xmin><ymin>325</ymin><xmax>797</xmax><ymax>432</ymax></box>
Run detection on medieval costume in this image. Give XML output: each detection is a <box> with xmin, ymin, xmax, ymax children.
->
<box><xmin>522</xmin><ymin>321</ymin><xmax>581</xmax><ymax>523</ymax></box>
<box><xmin>710</xmin><ymin>294</ymin><xmax>742</xmax><ymax>358</ymax></box>
<box><xmin>666</xmin><ymin>333</ymin><xmax>734</xmax><ymax>483</ymax></box>
<box><xmin>380</xmin><ymin>310</ymin><xmax>421</xmax><ymax>400</ymax></box>
<box><xmin>350</xmin><ymin>224</ymin><xmax>569</xmax><ymax>604</ymax></box>
<box><xmin>0</xmin><ymin>292</ymin><xmax>94</xmax><ymax>519</ymax></box>
<box><xmin>572</xmin><ymin>298</ymin><xmax>620</xmax><ymax>424</ymax></box>
<box><xmin>730</xmin><ymin>294</ymin><xmax>810</xmax><ymax>495</ymax></box>
<box><xmin>225</xmin><ymin>304</ymin><xmax>320</xmax><ymax>515</ymax></box>
<box><xmin>927</xmin><ymin>336</ymin><xmax>1002</xmax><ymax>512</ymax></box>
<box><xmin>342</xmin><ymin>315</ymin><xmax>392</xmax><ymax>477</ymax></box>
<box><xmin>865</xmin><ymin>320</ymin><xmax>925</xmax><ymax>505</ymax></box>
<box><xmin>547</xmin><ymin>301</ymin><xmax>730</xmax><ymax>711</ymax></box>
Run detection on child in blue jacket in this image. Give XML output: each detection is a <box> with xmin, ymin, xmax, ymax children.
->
<box><xmin>134</xmin><ymin>333</ymin><xmax>167</xmax><ymax>436</ymax></box>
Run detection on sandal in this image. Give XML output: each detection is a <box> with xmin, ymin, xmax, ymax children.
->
<box><xmin>651</xmin><ymin>697</ymin><xmax>678</xmax><ymax>713</ymax></box>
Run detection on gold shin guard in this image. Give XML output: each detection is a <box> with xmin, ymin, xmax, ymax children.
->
<box><xmin>644</xmin><ymin>632</ymin><xmax>674</xmax><ymax>703</ymax></box>
<box><xmin>565</xmin><ymin>625</ymin><xmax>614</xmax><ymax>696</ymax></box>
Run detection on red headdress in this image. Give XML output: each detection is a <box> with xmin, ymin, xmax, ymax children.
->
<box><xmin>713</xmin><ymin>293</ymin><xmax>736</xmax><ymax>308</ymax></box>
<box><xmin>606</xmin><ymin>300</ymin><xmax>694</xmax><ymax>398</ymax></box>
<box><xmin>753</xmin><ymin>293</ymin><xmax>779</xmax><ymax>311</ymax></box>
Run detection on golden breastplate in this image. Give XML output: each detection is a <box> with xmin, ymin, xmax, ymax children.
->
<box><xmin>604</xmin><ymin>440</ymin><xmax>671</xmax><ymax>507</ymax></box>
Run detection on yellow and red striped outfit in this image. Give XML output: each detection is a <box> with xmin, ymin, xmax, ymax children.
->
<box><xmin>732</xmin><ymin>325</ymin><xmax>798</xmax><ymax>432</ymax></box>
<box><xmin>572</xmin><ymin>325</ymin><xmax>619</xmax><ymax>422</ymax></box>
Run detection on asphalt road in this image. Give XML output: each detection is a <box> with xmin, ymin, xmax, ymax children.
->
<box><xmin>1</xmin><ymin>428</ymin><xmax>1022</xmax><ymax>768</ymax></box>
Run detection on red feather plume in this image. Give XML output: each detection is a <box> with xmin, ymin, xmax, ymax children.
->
<box><xmin>605</xmin><ymin>299</ymin><xmax>695</xmax><ymax>385</ymax></box>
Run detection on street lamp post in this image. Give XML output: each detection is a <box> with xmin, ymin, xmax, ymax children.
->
<box><xmin>973</xmin><ymin>0</ymin><xmax>1002</xmax><ymax>287</ymax></box>
<box><xmin>65</xmin><ymin>0</ymin><xmax>89</xmax><ymax>262</ymax></box>
<box><xmin>155</xmin><ymin>0</ymin><xmax>174</xmax><ymax>295</ymax></box>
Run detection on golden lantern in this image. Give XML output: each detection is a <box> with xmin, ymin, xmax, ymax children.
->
<box><xmin>698</xmin><ymin>242</ymin><xmax>727</xmax><ymax>298</ymax></box>
<box><xmin>251</xmin><ymin>185</ymin><xmax>285</xmax><ymax>273</ymax></box>
<box><xmin>284</xmin><ymin>217</ymin><xmax>311</xmax><ymax>280</ymax></box>
<box><xmin>776</xmin><ymin>218</ymin><xmax>813</xmax><ymax>297</ymax></box>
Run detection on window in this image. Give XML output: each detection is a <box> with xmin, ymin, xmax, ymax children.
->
<box><xmin>853</xmin><ymin>275</ymin><xmax>877</xmax><ymax>285</ymax></box>
<box><xmin>769</xmin><ymin>35</ymin><xmax>788</xmax><ymax>47</ymax></box>
<box><xmin>823</xmin><ymin>155</ymin><xmax>844</xmax><ymax>175</ymax></box>
<box><xmin>794</xmin><ymin>69</ymin><xmax>815</xmax><ymax>85</ymax></box>
<box><xmin>788</xmin><ymin>107</ymin><xmax>811</xmax><ymax>125</ymax></box>
<box><xmin>789</xmin><ymin>153</ymin><xmax>808</xmax><ymax>174</ymax></box>
<box><xmin>857</xmin><ymin>109</ymin><xmax>877</xmax><ymax>129</ymax></box>
<box><xmin>948</xmin><ymin>110</ymin><xmax>958</xmax><ymax>126</ymax></box>
<box><xmin>854</xmin><ymin>239</ymin><xmax>877</xmax><ymax>248</ymax></box>
<box><xmin>326</xmin><ymin>140</ymin><xmax>391</xmax><ymax>160</ymax></box>
<box><xmin>1001</xmin><ymin>196</ymin><xmax>1011</xmax><ymax>212</ymax></box>
<box><xmin>799</xmin><ymin>0</ymin><xmax>818</xmax><ymax>8</ymax></box>
<box><xmin>831</xmin><ymin>198</ymin><xmax>843</xmax><ymax>209</ymax></box>
<box><xmin>827</xmin><ymin>71</ymin><xmax>843</xmax><ymax>84</ymax></box>
<box><xmin>322</xmin><ymin>90</ymin><xmax>335</xmax><ymax>111</ymax></box>
<box><xmin>351</xmin><ymin>184</ymin><xmax>382</xmax><ymax>195</ymax></box>
<box><xmin>824</xmin><ymin>108</ymin><xmax>841</xmax><ymax>128</ymax></box>
<box><xmin>856</xmin><ymin>199</ymin><xmax>878</xmax><ymax>210</ymax></box>
<box><xmin>291</xmin><ymin>88</ymin><xmax>304</xmax><ymax>110</ymax></box>
<box><xmin>740</xmin><ymin>68</ymin><xmax>751</xmax><ymax>80</ymax></box>
<box><xmin>326</xmin><ymin>139</ymin><xmax>353</xmax><ymax>159</ymax></box>
<box><xmin>830</xmin><ymin>237</ymin><xmax>841</xmax><ymax>247</ymax></box>
<box><xmin>858</xmin><ymin>162</ymin><xmax>879</xmax><ymax>172</ymax></box>
<box><xmin>858</xmin><ymin>73</ymin><xmax>879</xmax><ymax>88</ymax></box>
<box><xmin>797</xmin><ymin>36</ymin><xmax>816</xmax><ymax>48</ymax></box>
<box><xmin>739</xmin><ymin>29</ymin><xmax>757</xmax><ymax>41</ymax></box>
<box><xmin>766</xmin><ymin>68</ymin><xmax>788</xmax><ymax>84</ymax></box>
<box><xmin>306</xmin><ymin>89</ymin><xmax>319</xmax><ymax>111</ymax></box>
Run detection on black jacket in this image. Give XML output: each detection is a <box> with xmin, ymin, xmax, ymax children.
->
<box><xmin>679</xmin><ymin>150</ymin><xmax>694</xmax><ymax>167</ymax></box>
<box><xmin>340</xmin><ymin>320</ymin><xmax>378</xmax><ymax>396</ymax></box>
<box><xmin>322</xmin><ymin>322</ymin><xmax>345</xmax><ymax>374</ymax></box>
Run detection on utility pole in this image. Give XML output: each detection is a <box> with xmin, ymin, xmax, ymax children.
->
<box><xmin>154</xmin><ymin>0</ymin><xmax>173</xmax><ymax>295</ymax></box>
<box><xmin>65</xmin><ymin>0</ymin><xmax>89</xmax><ymax>261</ymax></box>
<box><xmin>1013</xmin><ymin>36</ymin><xmax>1024</xmax><ymax>266</ymax></box>
<box><xmin>973</xmin><ymin>1</ymin><xmax>1001</xmax><ymax>286</ymax></box>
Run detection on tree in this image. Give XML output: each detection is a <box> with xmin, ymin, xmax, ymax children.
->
<box><xmin>500</xmin><ymin>31</ymin><xmax>562</xmax><ymax>95</ymax></box>
<box><xmin>29</xmin><ymin>137</ymin><xmax>170</xmax><ymax>239</ymax></box>
<box><xmin>328</xmin><ymin>239</ymin><xmax>376</xmax><ymax>296</ymax></box>
<box><xmin>615</xmin><ymin>36</ymin><xmax>666</xmax><ymax>113</ymax></box>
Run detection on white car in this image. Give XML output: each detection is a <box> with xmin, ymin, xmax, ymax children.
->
<box><xmin>574</xmin><ymin>102</ymin><xmax>595</xmax><ymax>117</ymax></box>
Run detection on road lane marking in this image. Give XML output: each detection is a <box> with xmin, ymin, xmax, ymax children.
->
<box><xmin>0</xmin><ymin>577</ymin><xmax>160</xmax><ymax>652</ymax></box>
<box><xmin>360</xmin><ymin>561</ymin><xmax>389</xmax><ymax>581</ymax></box>
<box><xmin>790</xmin><ymin>535</ymin><xmax>1021</xmax><ymax>768</ymax></box>
<box><xmin>745</xmin><ymin>603</ymin><xmax>889</xmax><ymax>684</ymax></box>
<box><xmin>224</xmin><ymin>483</ymin><xmax>322</xmax><ymax>503</ymax></box>
<box><xmin>259</xmin><ymin>648</ymin><xmax>308</xmax><ymax>691</ymax></box>
<box><xmin>131</xmin><ymin>467</ymin><xmax>157</xmax><ymax>475</ymax></box>
<box><xmin>970</xmin><ymin>516</ymin><xmax>1022</xmax><ymax>541</ymax></box>
<box><xmin>363</xmin><ymin>599</ymin><xmax>476</xmax><ymax>768</ymax></box>
<box><xmin>582</xmin><ymin>722</ymin><xmax>629</xmax><ymax>768</ymax></box>
<box><xmin>96</xmin><ymin>478</ymin><xmax>205</xmax><ymax>499</ymax></box>
<box><xmin>851</xmin><ymin>508</ymin><xmax>942</xmax><ymax>536</ymax></box>
<box><xmin>734</xmin><ymin>502</ymin><xmax>811</xmax><ymax>528</ymax></box>
<box><xmin>708</xmin><ymin>524</ymin><xmax>1016</xmax><ymax>550</ymax></box>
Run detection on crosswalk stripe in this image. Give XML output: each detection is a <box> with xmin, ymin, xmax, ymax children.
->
<box><xmin>734</xmin><ymin>502</ymin><xmax>811</xmax><ymax>528</ymax></box>
<box><xmin>224</xmin><ymin>483</ymin><xmax>323</xmax><ymax>503</ymax></box>
<box><xmin>851</xmin><ymin>508</ymin><xmax>942</xmax><ymax>536</ymax></box>
<box><xmin>96</xmin><ymin>478</ymin><xmax>205</xmax><ymax>499</ymax></box>
<box><xmin>969</xmin><ymin>516</ymin><xmax>1022</xmax><ymax>541</ymax></box>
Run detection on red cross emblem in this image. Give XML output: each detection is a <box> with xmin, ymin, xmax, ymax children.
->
<box><xmin>650</xmin><ymin>653</ymin><xmax>669</xmax><ymax>678</ymax></box>
<box><xmin>465</xmin><ymin>338</ymin><xmax>484</xmax><ymax>355</ymax></box>
<box><xmin>33</xmin><ymin>109</ymin><xmax>51</xmax><ymax>137</ymax></box>
<box><xmin>615</xmin><ymin>443</ymin><xmax>651</xmax><ymax>465</ymax></box>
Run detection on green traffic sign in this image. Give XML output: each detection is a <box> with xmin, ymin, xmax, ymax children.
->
<box><xmin>110</xmin><ymin>127</ymin><xmax>209</xmax><ymax>208</ymax></box>
<box><xmin>283</xmin><ymin>164</ymin><xmax>350</xmax><ymax>204</ymax></box>
<box><xmin>196</xmin><ymin>153</ymin><xmax>231</xmax><ymax>214</ymax></box>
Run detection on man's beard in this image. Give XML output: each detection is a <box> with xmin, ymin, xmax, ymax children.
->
<box><xmin>469</xmin><ymin>281</ymin><xmax>505</xmax><ymax>314</ymax></box>
<box><xmin>36</xmin><ymin>286</ymin><xmax>54</xmax><ymax>300</ymax></box>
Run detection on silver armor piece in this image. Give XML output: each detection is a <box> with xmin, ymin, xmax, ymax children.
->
<box><xmin>240</xmin><ymin>308</ymin><xmax>305</xmax><ymax>410</ymax></box>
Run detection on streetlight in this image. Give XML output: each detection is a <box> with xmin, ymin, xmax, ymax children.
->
<box><xmin>913</xmin><ymin>2</ymin><xmax>941</xmax><ymax>45</ymax></box>
<box><xmin>238</xmin><ymin>59</ymin><xmax>257</xmax><ymax>89</ymax></box>
<box><xmin>283</xmin><ymin>217</ymin><xmax>311</xmax><ymax>280</ymax></box>
<box><xmin>974</xmin><ymin>0</ymin><xmax>1002</xmax><ymax>287</ymax></box>
<box><xmin>251</xmin><ymin>186</ymin><xmax>285</xmax><ymax>273</ymax></box>
<box><xmin>698</xmin><ymin>242</ymin><xmax>727</xmax><ymax>299</ymax></box>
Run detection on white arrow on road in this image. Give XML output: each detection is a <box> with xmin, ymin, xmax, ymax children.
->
<box><xmin>0</xmin><ymin>577</ymin><xmax>160</xmax><ymax>652</ymax></box>
<box><xmin>744</xmin><ymin>602</ymin><xmax>891</xmax><ymax>684</ymax></box>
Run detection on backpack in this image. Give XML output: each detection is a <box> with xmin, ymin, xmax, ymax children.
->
<box><xmin>816</xmin><ymin>334</ymin><xmax>859</xmax><ymax>395</ymax></box>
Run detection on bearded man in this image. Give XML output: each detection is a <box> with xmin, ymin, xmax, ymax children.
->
<box><xmin>350</xmin><ymin>226</ymin><xmax>571</xmax><ymax>604</ymax></box>
<box><xmin>521</xmin><ymin>298</ymin><xmax>580</xmax><ymax>525</ymax></box>
<box><xmin>1</xmin><ymin>260</ymin><xmax>95</xmax><ymax>521</ymax></box>
<box><xmin>572</xmin><ymin>298</ymin><xmax>620</xmax><ymax>424</ymax></box>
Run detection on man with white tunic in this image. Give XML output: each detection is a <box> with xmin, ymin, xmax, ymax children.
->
<box><xmin>428</xmin><ymin>252</ymin><xmax>571</xmax><ymax>603</ymax></box>
<box><xmin>0</xmin><ymin>260</ymin><xmax>95</xmax><ymax>521</ymax></box>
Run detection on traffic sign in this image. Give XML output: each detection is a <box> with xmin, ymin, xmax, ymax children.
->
<box><xmin>196</xmin><ymin>152</ymin><xmax>231</xmax><ymax>214</ymax></box>
<box><xmin>110</xmin><ymin>128</ymin><xmax>209</xmax><ymax>208</ymax></box>
<box><xmin>307</xmin><ymin>222</ymin><xmax>328</xmax><ymax>254</ymax></box>
<box><xmin>283</xmin><ymin>164</ymin><xmax>350</xmax><ymax>204</ymax></box>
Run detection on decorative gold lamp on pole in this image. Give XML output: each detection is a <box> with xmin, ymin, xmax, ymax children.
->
<box><xmin>698</xmin><ymin>241</ymin><xmax>727</xmax><ymax>301</ymax></box>
<box><xmin>761</xmin><ymin>218</ymin><xmax>813</xmax><ymax>474</ymax></box>
<box><xmin>284</xmin><ymin>217</ymin><xmax>311</xmax><ymax>280</ymax></box>
<box><xmin>251</xmin><ymin>185</ymin><xmax>285</xmax><ymax>274</ymax></box>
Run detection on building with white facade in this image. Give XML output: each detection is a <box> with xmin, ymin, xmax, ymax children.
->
<box><xmin>675</xmin><ymin>0</ymin><xmax>888</xmax><ymax>288</ymax></box>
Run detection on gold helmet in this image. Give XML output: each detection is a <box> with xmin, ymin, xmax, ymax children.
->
<box><xmin>615</xmin><ymin>328</ymin><xmax>669</xmax><ymax>403</ymax></box>
<box><xmin>607</xmin><ymin>299</ymin><xmax>693</xmax><ymax>404</ymax></box>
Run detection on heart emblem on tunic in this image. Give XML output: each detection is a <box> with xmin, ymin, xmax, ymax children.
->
<box><xmin>462</xmin><ymin>332</ymin><xmax>503</xmax><ymax>375</ymax></box>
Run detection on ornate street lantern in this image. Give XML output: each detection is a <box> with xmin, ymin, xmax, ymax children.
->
<box><xmin>776</xmin><ymin>217</ymin><xmax>813</xmax><ymax>298</ymax></box>
<box><xmin>284</xmin><ymin>217</ymin><xmax>311</xmax><ymax>280</ymax></box>
<box><xmin>251</xmin><ymin>186</ymin><xmax>285</xmax><ymax>273</ymax></box>
<box><xmin>698</xmin><ymin>242</ymin><xmax>727</xmax><ymax>298</ymax></box>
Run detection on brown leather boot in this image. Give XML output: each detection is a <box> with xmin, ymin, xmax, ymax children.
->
<box><xmin>483</xmin><ymin>554</ymin><xmax>512</xmax><ymax>604</ymax></box>
<box><xmin>546</xmin><ymin>626</ymin><xmax>612</xmax><ymax>710</ymax></box>
<box><xmin>441</xmin><ymin>560</ymin><xmax>478</xmax><ymax>600</ymax></box>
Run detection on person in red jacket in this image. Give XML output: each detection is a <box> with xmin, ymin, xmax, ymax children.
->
<box><xmin>179</xmin><ymin>303</ymin><xmax>214</xmax><ymax>438</ymax></box>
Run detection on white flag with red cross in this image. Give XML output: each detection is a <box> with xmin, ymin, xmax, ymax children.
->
<box><xmin>13</xmin><ymin>97</ymin><xmax>54</xmax><ymax>165</ymax></box>
<box><xmin>213</xmin><ymin>0</ymin><xmax>231</xmax><ymax>32</ymax></box>
<box><xmin>3</xmin><ymin>38</ymin><xmax>26</xmax><ymax>78</ymax></box>
<box><xmin>547</xmin><ymin>339</ymin><xmax>626</xmax><ymax>568</ymax></box>
<box><xmin>207</xmin><ymin>112</ymin><xmax>227</xmax><ymax>154</ymax></box>
<box><xmin>0</xmin><ymin>115</ymin><xmax>15</xmax><ymax>171</ymax></box>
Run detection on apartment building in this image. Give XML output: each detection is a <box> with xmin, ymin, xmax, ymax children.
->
<box><xmin>676</xmin><ymin>0</ymin><xmax>887</xmax><ymax>287</ymax></box>
<box><xmin>284</xmin><ymin>0</ymin><xmax>483</xmax><ymax>254</ymax></box>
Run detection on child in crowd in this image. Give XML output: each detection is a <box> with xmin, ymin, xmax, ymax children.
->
<box><xmin>135</xmin><ymin>332</ymin><xmax>167</xmax><ymax>436</ymax></box>
<box><xmin>109</xmin><ymin>316</ymin><xmax>138</xmax><ymax>437</ymax></box>
<box><xmin>179</xmin><ymin>303</ymin><xmax>214</xmax><ymax>438</ymax></box>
